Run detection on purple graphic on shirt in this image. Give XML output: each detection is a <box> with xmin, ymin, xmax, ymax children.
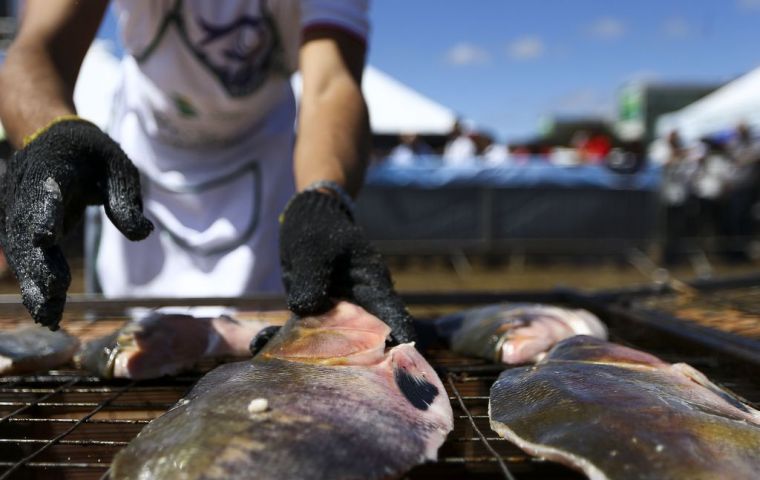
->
<box><xmin>194</xmin><ymin>13</ymin><xmax>281</xmax><ymax>96</ymax></box>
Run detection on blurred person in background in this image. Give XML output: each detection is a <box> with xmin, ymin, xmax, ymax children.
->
<box><xmin>443</xmin><ymin>119</ymin><xmax>476</xmax><ymax>166</ymax></box>
<box><xmin>572</xmin><ymin>129</ymin><xmax>612</xmax><ymax>165</ymax></box>
<box><xmin>723</xmin><ymin>122</ymin><xmax>760</xmax><ymax>261</ymax></box>
<box><xmin>388</xmin><ymin>132</ymin><xmax>433</xmax><ymax>167</ymax></box>
<box><xmin>482</xmin><ymin>141</ymin><xmax>510</xmax><ymax>166</ymax></box>
<box><xmin>471</xmin><ymin>130</ymin><xmax>510</xmax><ymax>166</ymax></box>
<box><xmin>0</xmin><ymin>0</ymin><xmax>415</xmax><ymax>343</ymax></box>
<box><xmin>655</xmin><ymin>130</ymin><xmax>700</xmax><ymax>265</ymax></box>
<box><xmin>691</xmin><ymin>138</ymin><xmax>734</xmax><ymax>251</ymax></box>
<box><xmin>508</xmin><ymin>144</ymin><xmax>532</xmax><ymax>164</ymax></box>
<box><xmin>604</xmin><ymin>141</ymin><xmax>645</xmax><ymax>174</ymax></box>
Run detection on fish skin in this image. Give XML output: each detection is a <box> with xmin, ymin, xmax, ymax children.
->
<box><xmin>489</xmin><ymin>336</ymin><xmax>760</xmax><ymax>480</ymax></box>
<box><xmin>111</xmin><ymin>302</ymin><xmax>453</xmax><ymax>480</ymax></box>
<box><xmin>76</xmin><ymin>312</ymin><xmax>270</xmax><ymax>379</ymax></box>
<box><xmin>0</xmin><ymin>326</ymin><xmax>79</xmax><ymax>375</ymax></box>
<box><xmin>437</xmin><ymin>303</ymin><xmax>607</xmax><ymax>364</ymax></box>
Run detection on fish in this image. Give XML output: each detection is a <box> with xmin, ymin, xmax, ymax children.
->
<box><xmin>0</xmin><ymin>325</ymin><xmax>80</xmax><ymax>375</ymax></box>
<box><xmin>76</xmin><ymin>311</ymin><xmax>271</xmax><ymax>379</ymax></box>
<box><xmin>436</xmin><ymin>303</ymin><xmax>607</xmax><ymax>364</ymax></box>
<box><xmin>489</xmin><ymin>335</ymin><xmax>760</xmax><ymax>480</ymax></box>
<box><xmin>110</xmin><ymin>301</ymin><xmax>453</xmax><ymax>480</ymax></box>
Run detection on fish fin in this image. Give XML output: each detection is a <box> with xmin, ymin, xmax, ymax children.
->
<box><xmin>392</xmin><ymin>345</ymin><xmax>440</xmax><ymax>410</ymax></box>
<box><xmin>394</xmin><ymin>368</ymin><xmax>439</xmax><ymax>411</ymax></box>
<box><xmin>672</xmin><ymin>363</ymin><xmax>753</xmax><ymax>413</ymax></box>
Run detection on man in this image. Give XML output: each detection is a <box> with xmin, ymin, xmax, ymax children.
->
<box><xmin>0</xmin><ymin>0</ymin><xmax>414</xmax><ymax>343</ymax></box>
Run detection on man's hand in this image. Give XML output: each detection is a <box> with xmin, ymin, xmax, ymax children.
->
<box><xmin>279</xmin><ymin>190</ymin><xmax>415</xmax><ymax>344</ymax></box>
<box><xmin>0</xmin><ymin>118</ymin><xmax>153</xmax><ymax>329</ymax></box>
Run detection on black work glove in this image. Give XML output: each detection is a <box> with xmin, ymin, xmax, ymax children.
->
<box><xmin>0</xmin><ymin>118</ymin><xmax>153</xmax><ymax>329</ymax></box>
<box><xmin>279</xmin><ymin>190</ymin><xmax>415</xmax><ymax>344</ymax></box>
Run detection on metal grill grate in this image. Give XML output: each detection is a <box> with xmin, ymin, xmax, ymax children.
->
<box><xmin>635</xmin><ymin>285</ymin><xmax>760</xmax><ymax>340</ymax></box>
<box><xmin>0</xmin><ymin>293</ymin><xmax>758</xmax><ymax>479</ymax></box>
<box><xmin>0</xmin><ymin>354</ymin><xmax>589</xmax><ymax>480</ymax></box>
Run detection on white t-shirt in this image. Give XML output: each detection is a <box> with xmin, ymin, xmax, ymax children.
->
<box><xmin>95</xmin><ymin>0</ymin><xmax>370</xmax><ymax>297</ymax></box>
<box><xmin>114</xmin><ymin>0</ymin><xmax>369</xmax><ymax>148</ymax></box>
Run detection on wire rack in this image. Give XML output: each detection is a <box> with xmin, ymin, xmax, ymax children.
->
<box><xmin>0</xmin><ymin>295</ymin><xmax>758</xmax><ymax>480</ymax></box>
<box><xmin>0</xmin><ymin>353</ymin><xmax>589</xmax><ymax>480</ymax></box>
<box><xmin>634</xmin><ymin>285</ymin><xmax>760</xmax><ymax>340</ymax></box>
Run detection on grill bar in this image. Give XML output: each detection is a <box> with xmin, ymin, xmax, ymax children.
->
<box><xmin>0</xmin><ymin>378</ymin><xmax>78</xmax><ymax>424</ymax></box>
<box><xmin>447</xmin><ymin>374</ymin><xmax>516</xmax><ymax>480</ymax></box>
<box><xmin>4</xmin><ymin>417</ymin><xmax>152</xmax><ymax>424</ymax></box>
<box><xmin>0</xmin><ymin>439</ymin><xmax>129</xmax><ymax>446</ymax></box>
<box><xmin>0</xmin><ymin>462</ymin><xmax>110</xmax><ymax>469</ymax></box>
<box><xmin>0</xmin><ymin>402</ymin><xmax>174</xmax><ymax>408</ymax></box>
<box><xmin>0</xmin><ymin>381</ymin><xmax>134</xmax><ymax>480</ymax></box>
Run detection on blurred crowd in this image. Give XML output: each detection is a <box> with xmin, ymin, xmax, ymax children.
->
<box><xmin>651</xmin><ymin>123</ymin><xmax>760</xmax><ymax>264</ymax></box>
<box><xmin>382</xmin><ymin>120</ymin><xmax>643</xmax><ymax>172</ymax></box>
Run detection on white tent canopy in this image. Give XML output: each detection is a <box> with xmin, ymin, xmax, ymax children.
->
<box><xmin>293</xmin><ymin>65</ymin><xmax>458</xmax><ymax>136</ymax></box>
<box><xmin>657</xmin><ymin>67</ymin><xmax>760</xmax><ymax>142</ymax></box>
<box><xmin>361</xmin><ymin>66</ymin><xmax>457</xmax><ymax>135</ymax></box>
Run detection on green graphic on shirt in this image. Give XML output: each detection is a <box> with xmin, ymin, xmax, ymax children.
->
<box><xmin>172</xmin><ymin>94</ymin><xmax>197</xmax><ymax>117</ymax></box>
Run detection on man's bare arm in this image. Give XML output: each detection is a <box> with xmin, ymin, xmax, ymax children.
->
<box><xmin>0</xmin><ymin>0</ymin><xmax>108</xmax><ymax>147</ymax></box>
<box><xmin>294</xmin><ymin>28</ymin><xmax>370</xmax><ymax>197</ymax></box>
<box><xmin>281</xmin><ymin>28</ymin><xmax>414</xmax><ymax>343</ymax></box>
<box><xmin>0</xmin><ymin>0</ymin><xmax>151</xmax><ymax>330</ymax></box>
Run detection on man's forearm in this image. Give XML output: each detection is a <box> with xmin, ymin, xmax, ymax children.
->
<box><xmin>0</xmin><ymin>44</ymin><xmax>76</xmax><ymax>147</ymax></box>
<box><xmin>0</xmin><ymin>0</ymin><xmax>108</xmax><ymax>148</ymax></box>
<box><xmin>294</xmin><ymin>27</ymin><xmax>370</xmax><ymax>198</ymax></box>
<box><xmin>294</xmin><ymin>76</ymin><xmax>370</xmax><ymax>198</ymax></box>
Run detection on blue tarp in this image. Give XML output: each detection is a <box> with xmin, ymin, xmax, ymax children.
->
<box><xmin>366</xmin><ymin>156</ymin><xmax>661</xmax><ymax>190</ymax></box>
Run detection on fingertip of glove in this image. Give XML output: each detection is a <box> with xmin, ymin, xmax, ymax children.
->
<box><xmin>27</xmin><ymin>299</ymin><xmax>64</xmax><ymax>331</ymax></box>
<box><xmin>120</xmin><ymin>215</ymin><xmax>154</xmax><ymax>241</ymax></box>
<box><xmin>45</xmin><ymin>322</ymin><xmax>61</xmax><ymax>332</ymax></box>
<box><xmin>390</xmin><ymin>321</ymin><xmax>417</xmax><ymax>345</ymax></box>
<box><xmin>19</xmin><ymin>277</ymin><xmax>66</xmax><ymax>330</ymax></box>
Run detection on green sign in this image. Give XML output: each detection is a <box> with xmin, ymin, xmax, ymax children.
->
<box><xmin>619</xmin><ymin>88</ymin><xmax>642</xmax><ymax>122</ymax></box>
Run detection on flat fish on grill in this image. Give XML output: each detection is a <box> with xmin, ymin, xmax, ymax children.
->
<box><xmin>436</xmin><ymin>303</ymin><xmax>606</xmax><ymax>364</ymax></box>
<box><xmin>0</xmin><ymin>325</ymin><xmax>79</xmax><ymax>375</ymax></box>
<box><xmin>489</xmin><ymin>335</ymin><xmax>760</xmax><ymax>480</ymax></box>
<box><xmin>76</xmin><ymin>311</ymin><xmax>271</xmax><ymax>379</ymax></box>
<box><xmin>111</xmin><ymin>302</ymin><xmax>453</xmax><ymax>480</ymax></box>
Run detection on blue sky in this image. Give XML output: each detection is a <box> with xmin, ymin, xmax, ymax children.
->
<box><xmin>96</xmin><ymin>1</ymin><xmax>760</xmax><ymax>142</ymax></box>
<box><xmin>368</xmin><ymin>0</ymin><xmax>760</xmax><ymax>140</ymax></box>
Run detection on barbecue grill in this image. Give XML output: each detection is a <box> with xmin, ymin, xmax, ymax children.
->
<box><xmin>0</xmin><ymin>286</ymin><xmax>758</xmax><ymax>480</ymax></box>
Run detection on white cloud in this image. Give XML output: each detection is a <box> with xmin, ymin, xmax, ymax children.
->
<box><xmin>663</xmin><ymin>17</ymin><xmax>693</xmax><ymax>38</ymax></box>
<box><xmin>444</xmin><ymin>42</ymin><xmax>490</xmax><ymax>66</ymax></box>
<box><xmin>738</xmin><ymin>0</ymin><xmax>760</xmax><ymax>10</ymax></box>
<box><xmin>506</xmin><ymin>36</ymin><xmax>545</xmax><ymax>60</ymax></box>
<box><xmin>586</xmin><ymin>17</ymin><xmax>626</xmax><ymax>39</ymax></box>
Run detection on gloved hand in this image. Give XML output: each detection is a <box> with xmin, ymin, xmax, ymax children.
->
<box><xmin>0</xmin><ymin>117</ymin><xmax>153</xmax><ymax>329</ymax></box>
<box><xmin>279</xmin><ymin>189</ymin><xmax>415</xmax><ymax>344</ymax></box>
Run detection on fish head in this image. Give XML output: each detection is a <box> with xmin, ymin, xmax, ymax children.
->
<box><xmin>75</xmin><ymin>313</ymin><xmax>212</xmax><ymax>378</ymax></box>
<box><xmin>384</xmin><ymin>342</ymin><xmax>455</xmax><ymax>459</ymax></box>
<box><xmin>497</xmin><ymin>309</ymin><xmax>579</xmax><ymax>364</ymax></box>
<box><xmin>256</xmin><ymin>301</ymin><xmax>391</xmax><ymax>366</ymax></box>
